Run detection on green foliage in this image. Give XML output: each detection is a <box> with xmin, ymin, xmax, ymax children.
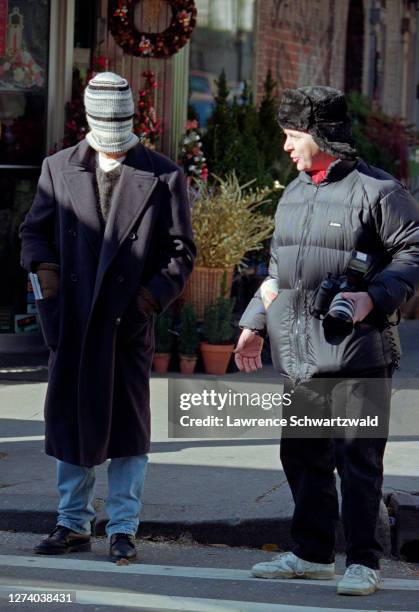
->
<box><xmin>347</xmin><ymin>92</ymin><xmax>395</xmax><ymax>174</ymax></box>
<box><xmin>257</xmin><ymin>70</ymin><xmax>297</xmax><ymax>192</ymax></box>
<box><xmin>202</xmin><ymin>69</ymin><xmax>240</xmax><ymax>178</ymax></box>
<box><xmin>179</xmin><ymin>304</ymin><xmax>199</xmax><ymax>355</ymax></box>
<box><xmin>202</xmin><ymin>69</ymin><xmax>296</xmax><ymax>210</ymax></box>
<box><xmin>154</xmin><ymin>312</ymin><xmax>173</xmax><ymax>353</ymax></box>
<box><xmin>231</xmin><ymin>83</ymin><xmax>265</xmax><ymax>186</ymax></box>
<box><xmin>202</xmin><ymin>71</ymin><xmax>265</xmax><ymax>184</ymax></box>
<box><xmin>347</xmin><ymin>92</ymin><xmax>418</xmax><ymax>179</ymax></box>
<box><xmin>257</xmin><ymin>70</ymin><xmax>282</xmax><ymax>173</ymax></box>
<box><xmin>202</xmin><ymin>273</ymin><xmax>235</xmax><ymax>344</ymax></box>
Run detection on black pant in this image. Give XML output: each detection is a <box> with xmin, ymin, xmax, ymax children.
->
<box><xmin>280</xmin><ymin>366</ymin><xmax>393</xmax><ymax>569</ymax></box>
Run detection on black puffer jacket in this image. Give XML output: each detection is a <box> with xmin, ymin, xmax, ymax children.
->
<box><xmin>239</xmin><ymin>160</ymin><xmax>419</xmax><ymax>383</ymax></box>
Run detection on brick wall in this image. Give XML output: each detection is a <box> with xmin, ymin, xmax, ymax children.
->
<box><xmin>254</xmin><ymin>0</ymin><xmax>418</xmax><ymax>127</ymax></box>
<box><xmin>253</xmin><ymin>0</ymin><xmax>350</xmax><ymax>103</ymax></box>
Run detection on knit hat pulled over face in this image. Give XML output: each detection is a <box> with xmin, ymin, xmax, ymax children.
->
<box><xmin>84</xmin><ymin>72</ymin><xmax>139</xmax><ymax>154</ymax></box>
<box><xmin>277</xmin><ymin>86</ymin><xmax>357</xmax><ymax>160</ymax></box>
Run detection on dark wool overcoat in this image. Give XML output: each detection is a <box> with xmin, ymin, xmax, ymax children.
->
<box><xmin>19</xmin><ymin>139</ymin><xmax>196</xmax><ymax>466</ymax></box>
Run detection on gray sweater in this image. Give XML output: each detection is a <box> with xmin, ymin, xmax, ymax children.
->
<box><xmin>95</xmin><ymin>164</ymin><xmax>123</xmax><ymax>226</ymax></box>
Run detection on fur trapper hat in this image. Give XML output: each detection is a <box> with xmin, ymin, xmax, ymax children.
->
<box><xmin>277</xmin><ymin>86</ymin><xmax>357</xmax><ymax>160</ymax></box>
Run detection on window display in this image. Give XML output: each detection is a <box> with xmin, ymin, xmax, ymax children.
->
<box><xmin>0</xmin><ymin>0</ymin><xmax>49</xmax><ymax>165</ymax></box>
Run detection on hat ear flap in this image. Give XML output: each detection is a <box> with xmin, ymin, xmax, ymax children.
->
<box><xmin>311</xmin><ymin>130</ymin><xmax>357</xmax><ymax>160</ymax></box>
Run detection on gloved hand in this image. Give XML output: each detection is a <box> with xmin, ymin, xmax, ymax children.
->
<box><xmin>35</xmin><ymin>263</ymin><xmax>60</xmax><ymax>299</ymax></box>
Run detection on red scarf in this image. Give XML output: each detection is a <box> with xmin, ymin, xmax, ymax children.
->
<box><xmin>309</xmin><ymin>160</ymin><xmax>335</xmax><ymax>184</ymax></box>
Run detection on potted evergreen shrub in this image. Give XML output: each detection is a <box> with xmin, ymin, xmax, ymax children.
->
<box><xmin>178</xmin><ymin>303</ymin><xmax>199</xmax><ymax>374</ymax></box>
<box><xmin>183</xmin><ymin>172</ymin><xmax>276</xmax><ymax>319</ymax></box>
<box><xmin>153</xmin><ymin>312</ymin><xmax>173</xmax><ymax>373</ymax></box>
<box><xmin>200</xmin><ymin>274</ymin><xmax>236</xmax><ymax>375</ymax></box>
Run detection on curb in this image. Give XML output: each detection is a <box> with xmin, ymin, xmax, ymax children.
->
<box><xmin>0</xmin><ymin>508</ymin><xmax>389</xmax><ymax>555</ymax></box>
<box><xmin>0</xmin><ymin>509</ymin><xmax>312</xmax><ymax>551</ymax></box>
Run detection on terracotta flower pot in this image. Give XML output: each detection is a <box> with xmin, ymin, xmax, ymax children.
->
<box><xmin>179</xmin><ymin>353</ymin><xmax>198</xmax><ymax>374</ymax></box>
<box><xmin>153</xmin><ymin>352</ymin><xmax>171</xmax><ymax>373</ymax></box>
<box><xmin>200</xmin><ymin>341</ymin><xmax>235</xmax><ymax>375</ymax></box>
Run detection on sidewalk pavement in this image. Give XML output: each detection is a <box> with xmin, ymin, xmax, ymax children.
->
<box><xmin>0</xmin><ymin>321</ymin><xmax>419</xmax><ymax>553</ymax></box>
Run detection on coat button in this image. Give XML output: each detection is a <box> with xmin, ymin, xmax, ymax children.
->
<box><xmin>128</xmin><ymin>232</ymin><xmax>137</xmax><ymax>240</ymax></box>
<box><xmin>116</xmin><ymin>317</ymin><xmax>121</xmax><ymax>325</ymax></box>
<box><xmin>70</xmin><ymin>273</ymin><xmax>78</xmax><ymax>282</ymax></box>
<box><xmin>116</xmin><ymin>274</ymin><xmax>125</xmax><ymax>283</ymax></box>
<box><xmin>68</xmin><ymin>228</ymin><xmax>77</xmax><ymax>237</ymax></box>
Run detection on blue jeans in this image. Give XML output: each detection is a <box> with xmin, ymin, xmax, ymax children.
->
<box><xmin>56</xmin><ymin>455</ymin><xmax>148</xmax><ymax>537</ymax></box>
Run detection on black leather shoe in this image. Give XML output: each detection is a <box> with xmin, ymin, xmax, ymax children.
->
<box><xmin>34</xmin><ymin>525</ymin><xmax>91</xmax><ymax>555</ymax></box>
<box><xmin>109</xmin><ymin>533</ymin><xmax>137</xmax><ymax>561</ymax></box>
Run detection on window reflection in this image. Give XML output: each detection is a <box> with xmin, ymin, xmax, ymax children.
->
<box><xmin>189</xmin><ymin>0</ymin><xmax>254</xmax><ymax>128</ymax></box>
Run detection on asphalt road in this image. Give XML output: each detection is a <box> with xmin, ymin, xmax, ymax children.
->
<box><xmin>1</xmin><ymin>532</ymin><xmax>419</xmax><ymax>611</ymax></box>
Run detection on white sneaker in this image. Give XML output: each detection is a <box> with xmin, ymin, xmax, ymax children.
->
<box><xmin>251</xmin><ymin>551</ymin><xmax>335</xmax><ymax>579</ymax></box>
<box><xmin>337</xmin><ymin>564</ymin><xmax>380</xmax><ymax>595</ymax></box>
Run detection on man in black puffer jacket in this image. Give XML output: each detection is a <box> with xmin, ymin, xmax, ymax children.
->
<box><xmin>235</xmin><ymin>86</ymin><xmax>419</xmax><ymax>596</ymax></box>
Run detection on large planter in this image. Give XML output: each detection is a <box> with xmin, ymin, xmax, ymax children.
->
<box><xmin>200</xmin><ymin>341</ymin><xmax>235</xmax><ymax>375</ymax></box>
<box><xmin>179</xmin><ymin>353</ymin><xmax>198</xmax><ymax>375</ymax></box>
<box><xmin>183</xmin><ymin>266</ymin><xmax>234</xmax><ymax>320</ymax></box>
<box><xmin>153</xmin><ymin>352</ymin><xmax>171</xmax><ymax>373</ymax></box>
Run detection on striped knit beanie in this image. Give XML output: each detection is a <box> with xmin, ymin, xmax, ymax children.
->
<box><xmin>84</xmin><ymin>72</ymin><xmax>139</xmax><ymax>154</ymax></box>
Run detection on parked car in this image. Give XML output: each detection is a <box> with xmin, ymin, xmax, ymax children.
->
<box><xmin>189</xmin><ymin>70</ymin><xmax>217</xmax><ymax>96</ymax></box>
<box><xmin>188</xmin><ymin>92</ymin><xmax>214</xmax><ymax>129</ymax></box>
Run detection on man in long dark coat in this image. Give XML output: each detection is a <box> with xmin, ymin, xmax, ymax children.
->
<box><xmin>235</xmin><ymin>86</ymin><xmax>419</xmax><ymax>595</ymax></box>
<box><xmin>19</xmin><ymin>72</ymin><xmax>195</xmax><ymax>561</ymax></box>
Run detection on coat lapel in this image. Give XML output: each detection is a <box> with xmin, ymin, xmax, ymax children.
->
<box><xmin>62</xmin><ymin>140</ymin><xmax>102</xmax><ymax>260</ymax></box>
<box><xmin>93</xmin><ymin>164</ymin><xmax>158</xmax><ymax>301</ymax></box>
<box><xmin>62</xmin><ymin>140</ymin><xmax>159</xmax><ymax>283</ymax></box>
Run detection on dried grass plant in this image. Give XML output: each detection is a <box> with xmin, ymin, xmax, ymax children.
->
<box><xmin>190</xmin><ymin>173</ymin><xmax>281</xmax><ymax>269</ymax></box>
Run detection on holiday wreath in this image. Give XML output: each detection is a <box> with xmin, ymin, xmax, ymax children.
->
<box><xmin>108</xmin><ymin>0</ymin><xmax>197</xmax><ymax>59</ymax></box>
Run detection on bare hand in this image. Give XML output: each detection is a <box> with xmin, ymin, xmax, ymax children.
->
<box><xmin>340</xmin><ymin>291</ymin><xmax>374</xmax><ymax>323</ymax></box>
<box><xmin>234</xmin><ymin>328</ymin><xmax>264</xmax><ymax>372</ymax></box>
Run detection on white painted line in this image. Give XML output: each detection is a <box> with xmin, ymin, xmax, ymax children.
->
<box><xmin>0</xmin><ymin>555</ymin><xmax>419</xmax><ymax>592</ymax></box>
<box><xmin>0</xmin><ymin>435</ymin><xmax>44</xmax><ymax>443</ymax></box>
<box><xmin>0</xmin><ymin>585</ymin><xmax>405</xmax><ymax>612</ymax></box>
<box><xmin>0</xmin><ymin>367</ymin><xmax>47</xmax><ymax>373</ymax></box>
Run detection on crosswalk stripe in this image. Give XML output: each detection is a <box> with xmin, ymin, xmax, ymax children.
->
<box><xmin>0</xmin><ymin>555</ymin><xmax>419</xmax><ymax>592</ymax></box>
<box><xmin>0</xmin><ymin>585</ymin><xmax>406</xmax><ymax>612</ymax></box>
<box><xmin>0</xmin><ymin>436</ymin><xmax>44</xmax><ymax>443</ymax></box>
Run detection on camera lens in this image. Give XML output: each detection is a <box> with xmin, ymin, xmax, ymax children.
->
<box><xmin>322</xmin><ymin>292</ymin><xmax>356</xmax><ymax>345</ymax></box>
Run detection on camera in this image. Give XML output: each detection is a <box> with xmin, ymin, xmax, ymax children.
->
<box><xmin>310</xmin><ymin>251</ymin><xmax>372</xmax><ymax>345</ymax></box>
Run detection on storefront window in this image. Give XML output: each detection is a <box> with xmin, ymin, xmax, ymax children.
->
<box><xmin>0</xmin><ymin>0</ymin><xmax>50</xmax><ymax>329</ymax></box>
<box><xmin>0</xmin><ymin>168</ymin><xmax>38</xmax><ymax>325</ymax></box>
<box><xmin>0</xmin><ymin>0</ymin><xmax>50</xmax><ymax>165</ymax></box>
<box><xmin>189</xmin><ymin>0</ymin><xmax>254</xmax><ymax>127</ymax></box>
